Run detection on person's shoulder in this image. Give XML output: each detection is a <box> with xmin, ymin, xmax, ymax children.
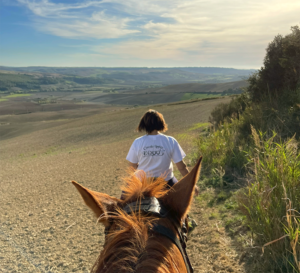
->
<box><xmin>159</xmin><ymin>134</ymin><xmax>178</xmax><ymax>143</ymax></box>
<box><xmin>133</xmin><ymin>135</ymin><xmax>147</xmax><ymax>143</ymax></box>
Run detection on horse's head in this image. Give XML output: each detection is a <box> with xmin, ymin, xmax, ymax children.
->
<box><xmin>72</xmin><ymin>157</ymin><xmax>202</xmax><ymax>273</ymax></box>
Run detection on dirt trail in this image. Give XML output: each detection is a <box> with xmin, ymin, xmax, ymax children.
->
<box><xmin>1</xmin><ymin>97</ymin><xmax>254</xmax><ymax>273</ymax></box>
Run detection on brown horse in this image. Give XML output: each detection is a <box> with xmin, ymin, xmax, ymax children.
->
<box><xmin>72</xmin><ymin>157</ymin><xmax>202</xmax><ymax>273</ymax></box>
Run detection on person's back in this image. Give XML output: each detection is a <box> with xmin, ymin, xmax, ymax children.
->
<box><xmin>126</xmin><ymin>133</ymin><xmax>186</xmax><ymax>181</ymax></box>
<box><xmin>126</xmin><ymin>109</ymin><xmax>199</xmax><ymax>192</ymax></box>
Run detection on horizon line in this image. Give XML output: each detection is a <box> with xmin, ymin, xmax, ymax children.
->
<box><xmin>0</xmin><ymin>65</ymin><xmax>258</xmax><ymax>70</ymax></box>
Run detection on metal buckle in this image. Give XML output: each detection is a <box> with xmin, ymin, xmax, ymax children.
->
<box><xmin>123</xmin><ymin>197</ymin><xmax>168</xmax><ymax>217</ymax></box>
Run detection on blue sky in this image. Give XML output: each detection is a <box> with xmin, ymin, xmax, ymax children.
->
<box><xmin>0</xmin><ymin>0</ymin><xmax>299</xmax><ymax>68</ymax></box>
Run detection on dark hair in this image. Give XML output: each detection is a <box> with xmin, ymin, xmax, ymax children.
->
<box><xmin>137</xmin><ymin>109</ymin><xmax>168</xmax><ymax>134</ymax></box>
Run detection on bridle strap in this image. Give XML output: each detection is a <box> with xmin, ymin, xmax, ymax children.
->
<box><xmin>151</xmin><ymin>224</ymin><xmax>194</xmax><ymax>273</ymax></box>
<box><xmin>123</xmin><ymin>197</ymin><xmax>168</xmax><ymax>217</ymax></box>
<box><xmin>121</xmin><ymin>197</ymin><xmax>194</xmax><ymax>273</ymax></box>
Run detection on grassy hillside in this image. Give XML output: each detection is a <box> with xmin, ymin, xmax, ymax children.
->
<box><xmin>193</xmin><ymin>26</ymin><xmax>300</xmax><ymax>273</ymax></box>
<box><xmin>137</xmin><ymin>80</ymin><xmax>247</xmax><ymax>94</ymax></box>
<box><xmin>0</xmin><ymin>71</ymin><xmax>116</xmax><ymax>93</ymax></box>
<box><xmin>0</xmin><ymin>79</ymin><xmax>248</xmax><ymax>113</ymax></box>
<box><xmin>0</xmin><ymin>66</ymin><xmax>255</xmax><ymax>78</ymax></box>
<box><xmin>96</xmin><ymin>80</ymin><xmax>248</xmax><ymax>105</ymax></box>
<box><xmin>0</xmin><ymin>67</ymin><xmax>253</xmax><ymax>95</ymax></box>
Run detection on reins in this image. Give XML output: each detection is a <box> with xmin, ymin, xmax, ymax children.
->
<box><xmin>104</xmin><ymin>197</ymin><xmax>194</xmax><ymax>273</ymax></box>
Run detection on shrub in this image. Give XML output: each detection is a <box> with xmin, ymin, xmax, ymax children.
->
<box><xmin>248</xmin><ymin>26</ymin><xmax>300</xmax><ymax>101</ymax></box>
<box><xmin>209</xmin><ymin>86</ymin><xmax>300</xmax><ymax>141</ymax></box>
<box><xmin>237</xmin><ymin>129</ymin><xmax>300</xmax><ymax>272</ymax></box>
<box><xmin>210</xmin><ymin>92</ymin><xmax>251</xmax><ymax>126</ymax></box>
<box><xmin>193</xmin><ymin>117</ymin><xmax>249</xmax><ymax>185</ymax></box>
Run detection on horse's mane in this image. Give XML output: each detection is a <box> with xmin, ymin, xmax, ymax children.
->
<box><xmin>91</xmin><ymin>171</ymin><xmax>184</xmax><ymax>273</ymax></box>
<box><xmin>120</xmin><ymin>169</ymin><xmax>169</xmax><ymax>202</ymax></box>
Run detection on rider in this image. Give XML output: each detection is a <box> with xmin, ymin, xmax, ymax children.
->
<box><xmin>126</xmin><ymin>109</ymin><xmax>198</xmax><ymax>191</ymax></box>
<box><xmin>126</xmin><ymin>109</ymin><xmax>198</xmax><ymax>232</ymax></box>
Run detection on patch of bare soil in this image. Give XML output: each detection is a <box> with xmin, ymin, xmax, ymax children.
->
<box><xmin>0</xmin><ymin>104</ymin><xmax>123</xmax><ymax>141</ymax></box>
<box><xmin>1</xmin><ymin>97</ymin><xmax>256</xmax><ymax>273</ymax></box>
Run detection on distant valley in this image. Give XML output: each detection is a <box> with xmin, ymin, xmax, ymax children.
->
<box><xmin>0</xmin><ymin>66</ymin><xmax>250</xmax><ymax>116</ymax></box>
<box><xmin>0</xmin><ymin>66</ymin><xmax>253</xmax><ymax>94</ymax></box>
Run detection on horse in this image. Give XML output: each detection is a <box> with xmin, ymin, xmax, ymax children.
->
<box><xmin>72</xmin><ymin>157</ymin><xmax>202</xmax><ymax>273</ymax></box>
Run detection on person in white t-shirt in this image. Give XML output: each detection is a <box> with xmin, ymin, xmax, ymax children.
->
<box><xmin>126</xmin><ymin>109</ymin><xmax>199</xmax><ymax>194</ymax></box>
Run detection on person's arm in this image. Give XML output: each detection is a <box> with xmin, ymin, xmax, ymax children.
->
<box><xmin>129</xmin><ymin>162</ymin><xmax>138</xmax><ymax>170</ymax></box>
<box><xmin>175</xmin><ymin>160</ymin><xmax>189</xmax><ymax>177</ymax></box>
<box><xmin>175</xmin><ymin>160</ymin><xmax>199</xmax><ymax>196</ymax></box>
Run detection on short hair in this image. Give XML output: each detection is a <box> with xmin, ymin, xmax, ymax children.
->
<box><xmin>137</xmin><ymin>109</ymin><xmax>168</xmax><ymax>134</ymax></box>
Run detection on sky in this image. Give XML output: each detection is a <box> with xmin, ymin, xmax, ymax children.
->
<box><xmin>0</xmin><ymin>0</ymin><xmax>299</xmax><ymax>68</ymax></box>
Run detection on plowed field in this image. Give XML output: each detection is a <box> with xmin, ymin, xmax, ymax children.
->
<box><xmin>0</xmin><ymin>97</ymin><xmax>259</xmax><ymax>273</ymax></box>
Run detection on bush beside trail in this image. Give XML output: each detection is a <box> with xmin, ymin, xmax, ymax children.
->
<box><xmin>193</xmin><ymin>26</ymin><xmax>300</xmax><ymax>272</ymax></box>
<box><xmin>238</xmin><ymin>129</ymin><xmax>300</xmax><ymax>271</ymax></box>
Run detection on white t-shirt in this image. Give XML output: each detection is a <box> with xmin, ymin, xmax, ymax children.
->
<box><xmin>126</xmin><ymin>134</ymin><xmax>186</xmax><ymax>180</ymax></box>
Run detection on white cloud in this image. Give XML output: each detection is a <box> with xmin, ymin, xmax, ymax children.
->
<box><xmin>101</xmin><ymin>0</ymin><xmax>179</xmax><ymax>16</ymax></box>
<box><xmin>13</xmin><ymin>0</ymin><xmax>300</xmax><ymax>67</ymax></box>
<box><xmin>36</xmin><ymin>11</ymin><xmax>139</xmax><ymax>39</ymax></box>
<box><xmin>17</xmin><ymin>0</ymin><xmax>102</xmax><ymax>17</ymax></box>
<box><xmin>16</xmin><ymin>0</ymin><xmax>138</xmax><ymax>38</ymax></box>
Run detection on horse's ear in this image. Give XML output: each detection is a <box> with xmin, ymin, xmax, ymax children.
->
<box><xmin>72</xmin><ymin>181</ymin><xmax>120</xmax><ymax>227</ymax></box>
<box><xmin>162</xmin><ymin>157</ymin><xmax>202</xmax><ymax>220</ymax></box>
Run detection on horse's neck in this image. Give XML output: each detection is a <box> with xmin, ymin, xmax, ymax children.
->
<box><xmin>93</xmin><ymin>228</ymin><xmax>187</xmax><ymax>273</ymax></box>
<box><xmin>134</xmin><ymin>236</ymin><xmax>187</xmax><ymax>273</ymax></box>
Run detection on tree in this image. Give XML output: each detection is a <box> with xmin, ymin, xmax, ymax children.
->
<box><xmin>248</xmin><ymin>26</ymin><xmax>300</xmax><ymax>100</ymax></box>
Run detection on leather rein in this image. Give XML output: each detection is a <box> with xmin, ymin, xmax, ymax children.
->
<box><xmin>104</xmin><ymin>197</ymin><xmax>194</xmax><ymax>273</ymax></box>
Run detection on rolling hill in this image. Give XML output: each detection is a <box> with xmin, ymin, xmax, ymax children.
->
<box><xmin>0</xmin><ymin>66</ymin><xmax>254</xmax><ymax>94</ymax></box>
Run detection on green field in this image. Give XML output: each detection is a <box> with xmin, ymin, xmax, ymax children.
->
<box><xmin>0</xmin><ymin>73</ymin><xmax>34</xmax><ymax>83</ymax></box>
<box><xmin>181</xmin><ymin>93</ymin><xmax>221</xmax><ymax>101</ymax></box>
<box><xmin>5</xmin><ymin>94</ymin><xmax>31</xmax><ymax>98</ymax></box>
<box><xmin>188</xmin><ymin>122</ymin><xmax>210</xmax><ymax>131</ymax></box>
